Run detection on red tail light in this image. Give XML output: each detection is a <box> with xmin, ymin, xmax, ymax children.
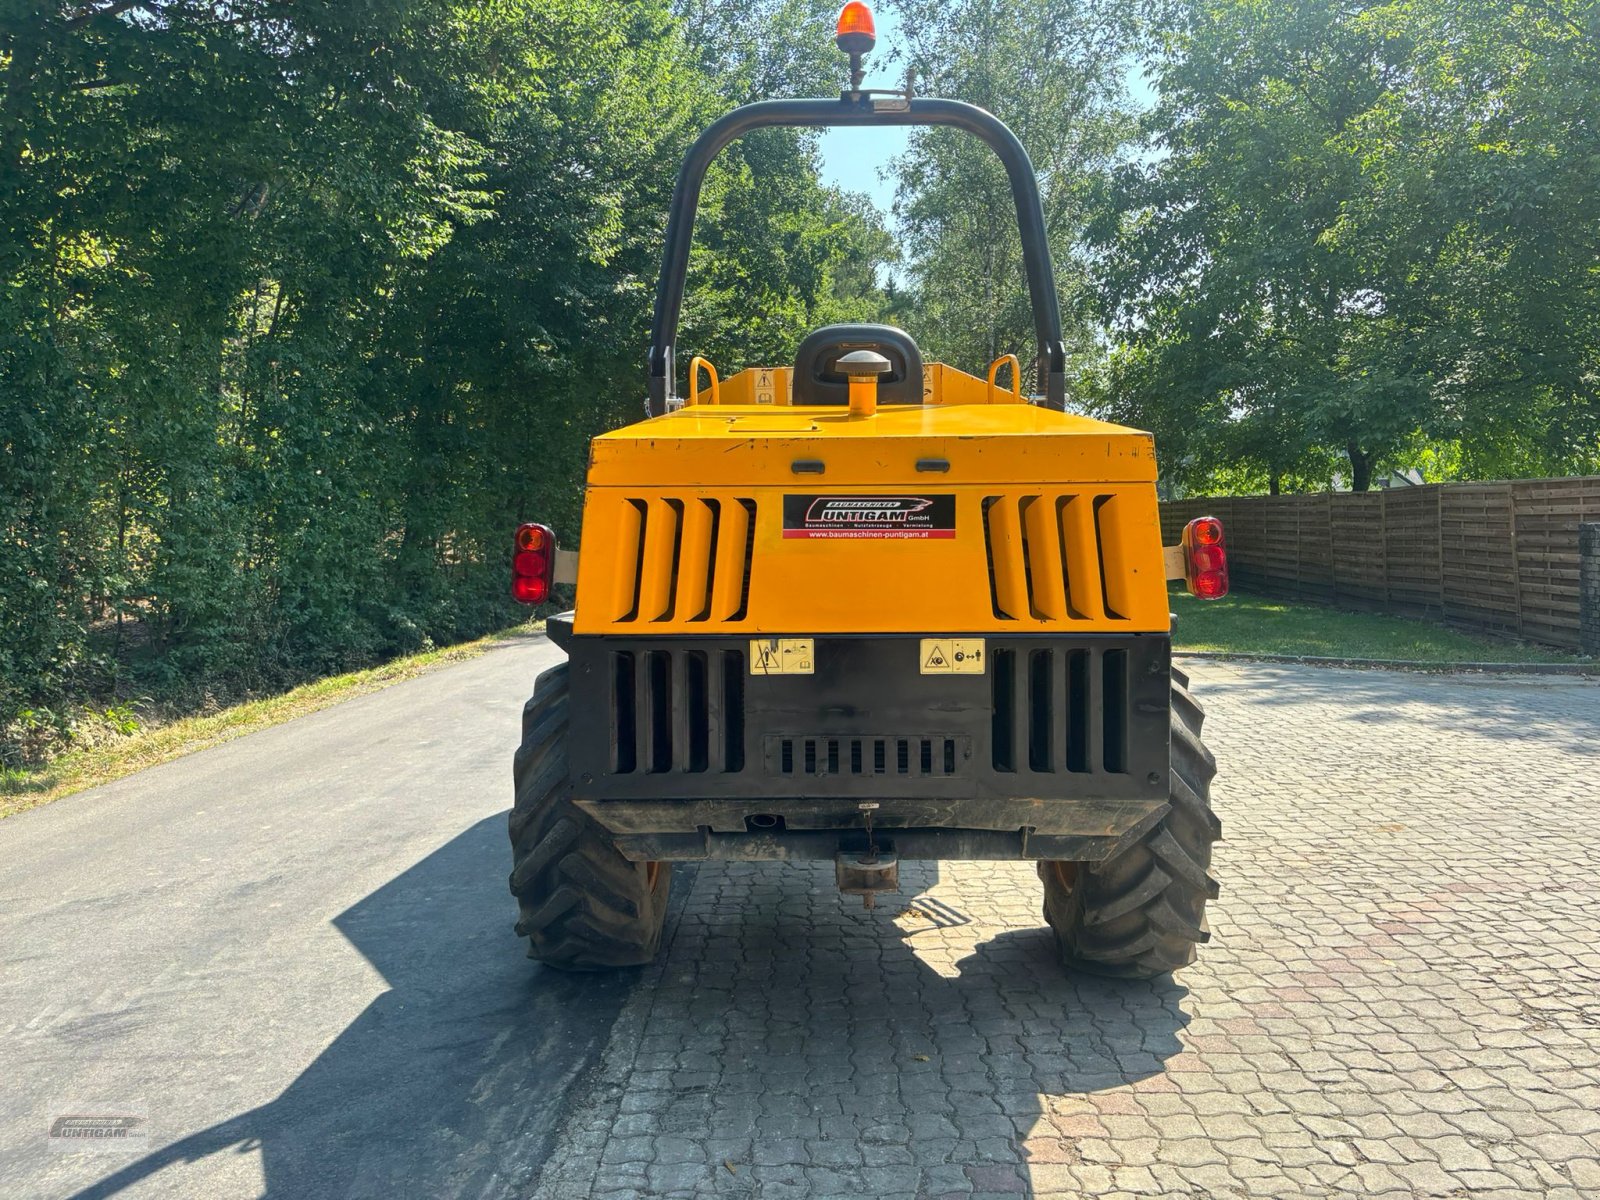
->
<box><xmin>1182</xmin><ymin>516</ymin><xmax>1229</xmax><ymax>600</ymax></box>
<box><xmin>512</xmin><ymin>523</ymin><xmax>555</xmax><ymax>604</ymax></box>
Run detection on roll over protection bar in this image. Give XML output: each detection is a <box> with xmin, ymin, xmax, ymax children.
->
<box><xmin>646</xmin><ymin>94</ymin><xmax>1069</xmax><ymax>415</ymax></box>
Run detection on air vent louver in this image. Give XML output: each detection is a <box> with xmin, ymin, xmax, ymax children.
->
<box><xmin>612</xmin><ymin>497</ymin><xmax>755</xmax><ymax>624</ymax></box>
<box><xmin>982</xmin><ymin>493</ymin><xmax>1132</xmax><ymax>623</ymax></box>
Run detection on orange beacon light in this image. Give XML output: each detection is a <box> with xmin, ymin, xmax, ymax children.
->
<box><xmin>835</xmin><ymin>2</ymin><xmax>876</xmax><ymax>52</ymax></box>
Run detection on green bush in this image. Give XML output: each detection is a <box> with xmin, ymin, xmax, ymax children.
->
<box><xmin>0</xmin><ymin>0</ymin><xmax>894</xmax><ymax>765</ymax></box>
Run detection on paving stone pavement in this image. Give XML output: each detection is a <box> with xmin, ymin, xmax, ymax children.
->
<box><xmin>530</xmin><ymin>662</ymin><xmax>1600</xmax><ymax>1200</ymax></box>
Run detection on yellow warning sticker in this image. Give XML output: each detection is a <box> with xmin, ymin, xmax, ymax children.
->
<box><xmin>920</xmin><ymin>638</ymin><xmax>986</xmax><ymax>674</ymax></box>
<box><xmin>749</xmin><ymin>638</ymin><xmax>815</xmax><ymax>675</ymax></box>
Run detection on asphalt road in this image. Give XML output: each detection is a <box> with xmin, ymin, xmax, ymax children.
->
<box><xmin>0</xmin><ymin>632</ymin><xmax>617</xmax><ymax>1200</ymax></box>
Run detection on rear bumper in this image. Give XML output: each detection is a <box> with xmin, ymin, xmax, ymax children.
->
<box><xmin>564</xmin><ymin>632</ymin><xmax>1172</xmax><ymax>862</ymax></box>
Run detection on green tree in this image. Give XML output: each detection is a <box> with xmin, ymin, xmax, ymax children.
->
<box><xmin>1367</xmin><ymin>0</ymin><xmax>1600</xmax><ymax>479</ymax></box>
<box><xmin>1094</xmin><ymin>0</ymin><xmax>1599</xmax><ymax>493</ymax></box>
<box><xmin>0</xmin><ymin>0</ymin><xmax>900</xmax><ymax>762</ymax></box>
<box><xmin>3</xmin><ymin>0</ymin><xmax>496</xmax><ymax>731</ymax></box>
<box><xmin>887</xmin><ymin>0</ymin><xmax>1139</xmax><ymax>383</ymax></box>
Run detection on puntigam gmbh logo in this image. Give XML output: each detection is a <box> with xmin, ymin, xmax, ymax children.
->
<box><xmin>804</xmin><ymin>496</ymin><xmax>934</xmax><ymax>523</ymax></box>
<box><xmin>48</xmin><ymin>1112</ymin><xmax>148</xmax><ymax>1153</ymax></box>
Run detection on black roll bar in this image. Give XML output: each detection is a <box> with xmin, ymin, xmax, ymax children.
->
<box><xmin>646</xmin><ymin>94</ymin><xmax>1069</xmax><ymax>415</ymax></box>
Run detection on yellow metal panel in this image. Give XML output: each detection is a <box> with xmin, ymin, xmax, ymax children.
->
<box><xmin>738</xmin><ymin>490</ymin><xmax>989</xmax><ymax>632</ymax></box>
<box><xmin>718</xmin><ymin>362</ymin><xmax>1000</xmax><ymax>407</ymax></box>
<box><xmin>709</xmin><ymin>498</ymin><xmax>750</xmax><ymax>621</ymax></box>
<box><xmin>1098</xmin><ymin>491</ymin><xmax>1170</xmax><ymax>616</ymax></box>
<box><xmin>676</xmin><ymin>499</ymin><xmax>713</xmax><ymax>620</ymax></box>
<box><xmin>1060</xmin><ymin>494</ymin><xmax>1104</xmax><ymax>621</ymax></box>
<box><xmin>636</xmin><ymin>499</ymin><xmax>678</xmax><ymax>621</ymax></box>
<box><xmin>1021</xmin><ymin>496</ymin><xmax>1068</xmax><ymax>620</ymax></box>
<box><xmin>570</xmin><ymin>388</ymin><xmax>1172</xmax><ymax>636</ymax></box>
<box><xmin>924</xmin><ymin>362</ymin><xmax>1018</xmax><ymax>406</ymax></box>
<box><xmin>1096</xmin><ymin>495</ymin><xmax>1129</xmax><ymax>618</ymax></box>
<box><xmin>572</xmin><ymin>484</ymin><xmax>1171</xmax><ymax>636</ymax></box>
<box><xmin>588</xmin><ymin>403</ymin><xmax>1158</xmax><ymax>487</ymax></box>
<box><xmin>755</xmin><ymin>366</ymin><xmax>791</xmax><ymax>406</ymax></box>
<box><xmin>594</xmin><ymin>497</ymin><xmax>641</xmax><ymax>621</ymax></box>
<box><xmin>984</xmin><ymin>496</ymin><xmax>1027</xmax><ymax>621</ymax></box>
<box><xmin>716</xmin><ymin>366</ymin><xmax>792</xmax><ymax>406</ymax></box>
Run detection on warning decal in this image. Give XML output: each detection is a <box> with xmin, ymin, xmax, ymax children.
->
<box><xmin>782</xmin><ymin>494</ymin><xmax>956</xmax><ymax>540</ymax></box>
<box><xmin>748</xmin><ymin>638</ymin><xmax>814</xmax><ymax>675</ymax></box>
<box><xmin>920</xmin><ymin>638</ymin><xmax>986</xmax><ymax>675</ymax></box>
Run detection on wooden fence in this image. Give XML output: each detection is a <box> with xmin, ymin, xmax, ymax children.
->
<box><xmin>1160</xmin><ymin>478</ymin><xmax>1600</xmax><ymax>650</ymax></box>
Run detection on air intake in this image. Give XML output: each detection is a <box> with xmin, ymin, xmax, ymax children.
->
<box><xmin>765</xmin><ymin>735</ymin><xmax>965</xmax><ymax>778</ymax></box>
<box><xmin>982</xmin><ymin>494</ymin><xmax>1135</xmax><ymax>623</ymax></box>
<box><xmin>613</xmin><ymin>497</ymin><xmax>755</xmax><ymax>624</ymax></box>
<box><xmin>609</xmin><ymin>648</ymin><xmax>746</xmax><ymax>774</ymax></box>
<box><xmin>990</xmin><ymin>644</ymin><xmax>1130</xmax><ymax>775</ymax></box>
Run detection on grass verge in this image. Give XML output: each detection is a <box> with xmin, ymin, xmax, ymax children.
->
<box><xmin>1171</xmin><ymin>588</ymin><xmax>1591</xmax><ymax>664</ymax></box>
<box><xmin>1</xmin><ymin>622</ymin><xmax>542</xmax><ymax>821</ymax></box>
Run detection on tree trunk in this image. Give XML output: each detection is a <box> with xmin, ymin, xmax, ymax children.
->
<box><xmin>1347</xmin><ymin>444</ymin><xmax>1373</xmax><ymax>493</ymax></box>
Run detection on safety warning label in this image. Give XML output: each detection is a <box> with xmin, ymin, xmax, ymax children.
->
<box><xmin>782</xmin><ymin>495</ymin><xmax>956</xmax><ymax>539</ymax></box>
<box><xmin>748</xmin><ymin>638</ymin><xmax>814</xmax><ymax>675</ymax></box>
<box><xmin>919</xmin><ymin>638</ymin><xmax>986</xmax><ymax>674</ymax></box>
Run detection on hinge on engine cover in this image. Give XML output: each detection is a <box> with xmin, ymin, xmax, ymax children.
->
<box><xmin>1163</xmin><ymin>543</ymin><xmax>1186</xmax><ymax>581</ymax></box>
<box><xmin>553</xmin><ymin>548</ymin><xmax>579</xmax><ymax>585</ymax></box>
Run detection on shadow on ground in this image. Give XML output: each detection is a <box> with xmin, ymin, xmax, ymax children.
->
<box><xmin>69</xmin><ymin>814</ymin><xmax>634</xmax><ymax>1199</ymax></box>
<box><xmin>539</xmin><ymin>857</ymin><xmax>1194</xmax><ymax>1197</ymax></box>
<box><xmin>68</xmin><ymin>829</ymin><xmax>1195</xmax><ymax>1198</ymax></box>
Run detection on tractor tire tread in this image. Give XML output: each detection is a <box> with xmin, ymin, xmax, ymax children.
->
<box><xmin>1039</xmin><ymin>679</ymin><xmax>1221</xmax><ymax>979</ymax></box>
<box><xmin>509</xmin><ymin>664</ymin><xmax>670</xmax><ymax>970</ymax></box>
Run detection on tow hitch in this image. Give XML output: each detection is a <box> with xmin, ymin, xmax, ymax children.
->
<box><xmin>836</xmin><ymin>802</ymin><xmax>899</xmax><ymax>909</ymax></box>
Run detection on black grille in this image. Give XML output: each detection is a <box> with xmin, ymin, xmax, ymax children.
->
<box><xmin>990</xmin><ymin>644</ymin><xmax>1130</xmax><ymax>775</ymax></box>
<box><xmin>567</xmin><ymin>634</ymin><xmax>1168</xmax><ymax>804</ymax></box>
<box><xmin>608</xmin><ymin>648</ymin><xmax>745</xmax><ymax>774</ymax></box>
<box><xmin>766</xmin><ymin>736</ymin><xmax>965</xmax><ymax>778</ymax></box>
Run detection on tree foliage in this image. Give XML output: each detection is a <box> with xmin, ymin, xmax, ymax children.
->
<box><xmin>0</xmin><ymin>0</ymin><xmax>890</xmax><ymax>759</ymax></box>
<box><xmin>1090</xmin><ymin>0</ymin><xmax>1600</xmax><ymax>494</ymax></box>
<box><xmin>886</xmin><ymin>0</ymin><xmax>1139</xmax><ymax>383</ymax></box>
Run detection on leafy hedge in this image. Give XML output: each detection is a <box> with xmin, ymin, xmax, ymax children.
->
<box><xmin>0</xmin><ymin>0</ymin><xmax>889</xmax><ymax>763</ymax></box>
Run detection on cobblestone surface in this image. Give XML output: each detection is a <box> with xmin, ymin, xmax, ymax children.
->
<box><xmin>532</xmin><ymin>662</ymin><xmax>1600</xmax><ymax>1199</ymax></box>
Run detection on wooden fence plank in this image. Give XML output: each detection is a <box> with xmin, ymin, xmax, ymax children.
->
<box><xmin>1162</xmin><ymin>476</ymin><xmax>1600</xmax><ymax>651</ymax></box>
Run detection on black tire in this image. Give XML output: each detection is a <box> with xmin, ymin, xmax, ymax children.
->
<box><xmin>509</xmin><ymin>663</ymin><xmax>671</xmax><ymax>969</ymax></box>
<box><xmin>1039</xmin><ymin>669</ymin><xmax>1221</xmax><ymax>978</ymax></box>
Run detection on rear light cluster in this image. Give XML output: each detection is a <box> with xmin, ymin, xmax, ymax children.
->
<box><xmin>1182</xmin><ymin>516</ymin><xmax>1229</xmax><ymax>600</ymax></box>
<box><xmin>512</xmin><ymin>523</ymin><xmax>555</xmax><ymax>604</ymax></box>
